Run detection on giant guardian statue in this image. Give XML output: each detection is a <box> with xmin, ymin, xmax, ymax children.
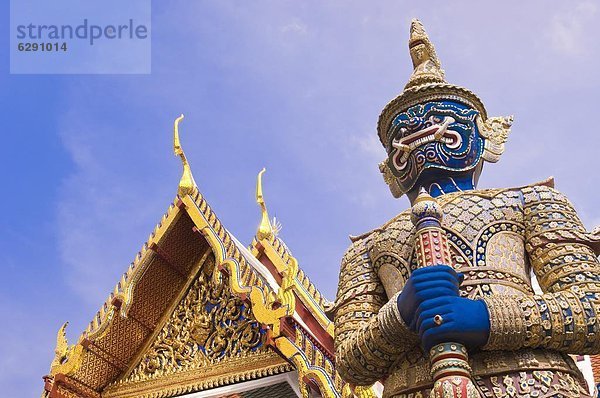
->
<box><xmin>333</xmin><ymin>19</ymin><xmax>600</xmax><ymax>398</ymax></box>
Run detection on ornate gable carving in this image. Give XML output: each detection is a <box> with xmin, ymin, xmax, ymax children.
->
<box><xmin>104</xmin><ymin>253</ymin><xmax>292</xmax><ymax>398</ymax></box>
<box><xmin>127</xmin><ymin>254</ymin><xmax>265</xmax><ymax>380</ymax></box>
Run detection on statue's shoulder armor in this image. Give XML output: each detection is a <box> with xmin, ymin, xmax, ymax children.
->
<box><xmin>342</xmin><ymin>232</ymin><xmax>373</xmax><ymax>271</ymax></box>
<box><xmin>340</xmin><ymin>209</ymin><xmax>413</xmax><ymax>277</ymax></box>
<box><xmin>509</xmin><ymin>176</ymin><xmax>581</xmax><ymax>211</ymax></box>
<box><xmin>348</xmin><ymin>211</ymin><xmax>416</xmax><ymax>290</ymax></box>
<box><xmin>338</xmin><ymin>232</ymin><xmax>378</xmax><ymax>286</ymax></box>
<box><xmin>352</xmin><ymin>207</ymin><xmax>413</xmax><ymax>237</ymax></box>
<box><xmin>516</xmin><ymin>177</ymin><xmax>570</xmax><ymax>205</ymax></box>
<box><xmin>450</xmin><ymin>176</ymin><xmax>556</xmax><ymax>202</ymax></box>
<box><xmin>348</xmin><ymin>226</ymin><xmax>383</xmax><ymax>245</ymax></box>
<box><xmin>332</xmin><ymin>232</ymin><xmax>387</xmax><ymax>317</ymax></box>
<box><xmin>513</xmin><ymin>177</ymin><xmax>600</xmax><ymax>255</ymax></box>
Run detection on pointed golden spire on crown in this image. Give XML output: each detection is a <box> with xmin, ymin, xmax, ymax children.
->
<box><xmin>256</xmin><ymin>168</ymin><xmax>274</xmax><ymax>240</ymax></box>
<box><xmin>376</xmin><ymin>19</ymin><xmax>516</xmax><ymax>199</ymax></box>
<box><xmin>406</xmin><ymin>19</ymin><xmax>446</xmax><ymax>89</ymax></box>
<box><xmin>173</xmin><ymin>114</ymin><xmax>197</xmax><ymax>196</ymax></box>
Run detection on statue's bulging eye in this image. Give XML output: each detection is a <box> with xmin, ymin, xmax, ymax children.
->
<box><xmin>408</xmin><ymin>117</ymin><xmax>425</xmax><ymax>130</ymax></box>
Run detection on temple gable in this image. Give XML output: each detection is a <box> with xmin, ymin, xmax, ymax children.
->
<box><xmin>103</xmin><ymin>255</ymin><xmax>292</xmax><ymax>398</ymax></box>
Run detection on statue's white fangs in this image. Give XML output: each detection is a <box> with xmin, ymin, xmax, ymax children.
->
<box><xmin>392</xmin><ymin>116</ymin><xmax>462</xmax><ymax>170</ymax></box>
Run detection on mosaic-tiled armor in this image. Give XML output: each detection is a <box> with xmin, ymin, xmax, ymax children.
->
<box><xmin>333</xmin><ymin>20</ymin><xmax>600</xmax><ymax>398</ymax></box>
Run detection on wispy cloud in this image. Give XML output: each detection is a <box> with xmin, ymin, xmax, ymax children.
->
<box><xmin>56</xmin><ymin>106</ymin><xmax>172</xmax><ymax>307</ymax></box>
<box><xmin>281</xmin><ymin>19</ymin><xmax>308</xmax><ymax>35</ymax></box>
<box><xmin>346</xmin><ymin>131</ymin><xmax>383</xmax><ymax>161</ymax></box>
<box><xmin>547</xmin><ymin>1</ymin><xmax>597</xmax><ymax>55</ymax></box>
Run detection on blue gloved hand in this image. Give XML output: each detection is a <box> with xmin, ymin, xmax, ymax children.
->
<box><xmin>396</xmin><ymin>265</ymin><xmax>461</xmax><ymax>328</ymax></box>
<box><xmin>415</xmin><ymin>295</ymin><xmax>490</xmax><ymax>352</ymax></box>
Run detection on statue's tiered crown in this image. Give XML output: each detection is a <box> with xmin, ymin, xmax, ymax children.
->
<box><xmin>377</xmin><ymin>19</ymin><xmax>513</xmax><ymax>199</ymax></box>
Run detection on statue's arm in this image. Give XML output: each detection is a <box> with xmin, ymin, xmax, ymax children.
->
<box><xmin>482</xmin><ymin>185</ymin><xmax>600</xmax><ymax>353</ymax></box>
<box><xmin>334</xmin><ymin>236</ymin><xmax>418</xmax><ymax>386</ymax></box>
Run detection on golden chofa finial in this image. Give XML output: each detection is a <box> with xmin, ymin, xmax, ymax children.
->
<box><xmin>256</xmin><ymin>168</ymin><xmax>274</xmax><ymax>241</ymax></box>
<box><xmin>173</xmin><ymin>114</ymin><xmax>197</xmax><ymax>196</ymax></box>
<box><xmin>406</xmin><ymin>18</ymin><xmax>445</xmax><ymax>89</ymax></box>
<box><xmin>50</xmin><ymin>322</ymin><xmax>70</xmax><ymax>371</ymax></box>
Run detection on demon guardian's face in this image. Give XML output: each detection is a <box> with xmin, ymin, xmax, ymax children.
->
<box><xmin>385</xmin><ymin>101</ymin><xmax>484</xmax><ymax>194</ymax></box>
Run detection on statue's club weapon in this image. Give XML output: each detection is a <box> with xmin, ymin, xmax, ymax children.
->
<box><xmin>410</xmin><ymin>188</ymin><xmax>481</xmax><ymax>398</ymax></box>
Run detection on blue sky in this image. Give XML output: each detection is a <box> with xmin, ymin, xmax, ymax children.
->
<box><xmin>1</xmin><ymin>1</ymin><xmax>600</xmax><ymax>396</ymax></box>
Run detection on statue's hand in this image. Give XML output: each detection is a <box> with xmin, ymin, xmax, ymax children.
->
<box><xmin>415</xmin><ymin>295</ymin><xmax>490</xmax><ymax>351</ymax></box>
<box><xmin>396</xmin><ymin>265</ymin><xmax>461</xmax><ymax>328</ymax></box>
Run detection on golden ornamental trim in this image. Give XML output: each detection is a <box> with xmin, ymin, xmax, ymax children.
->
<box><xmin>260</xmin><ymin>237</ymin><xmax>335</xmax><ymax>335</ymax></box>
<box><xmin>181</xmin><ymin>193</ymin><xmax>349</xmax><ymax>397</ymax></box>
<box><xmin>276</xmin><ymin>337</ymin><xmax>340</xmax><ymax>398</ymax></box>
<box><xmin>104</xmin><ymin>353</ymin><xmax>293</xmax><ymax>398</ymax></box>
<box><xmin>250</xmin><ymin>171</ymin><xmax>334</xmax><ymax>335</ymax></box>
<box><xmin>182</xmin><ymin>193</ymin><xmax>293</xmax><ymax>332</ymax></box>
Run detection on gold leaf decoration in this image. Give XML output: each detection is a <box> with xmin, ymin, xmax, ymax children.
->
<box><xmin>125</xmin><ymin>262</ymin><xmax>266</xmax><ymax>382</ymax></box>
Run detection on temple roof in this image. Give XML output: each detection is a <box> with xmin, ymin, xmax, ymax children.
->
<box><xmin>42</xmin><ymin>116</ymin><xmax>374</xmax><ymax>398</ymax></box>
